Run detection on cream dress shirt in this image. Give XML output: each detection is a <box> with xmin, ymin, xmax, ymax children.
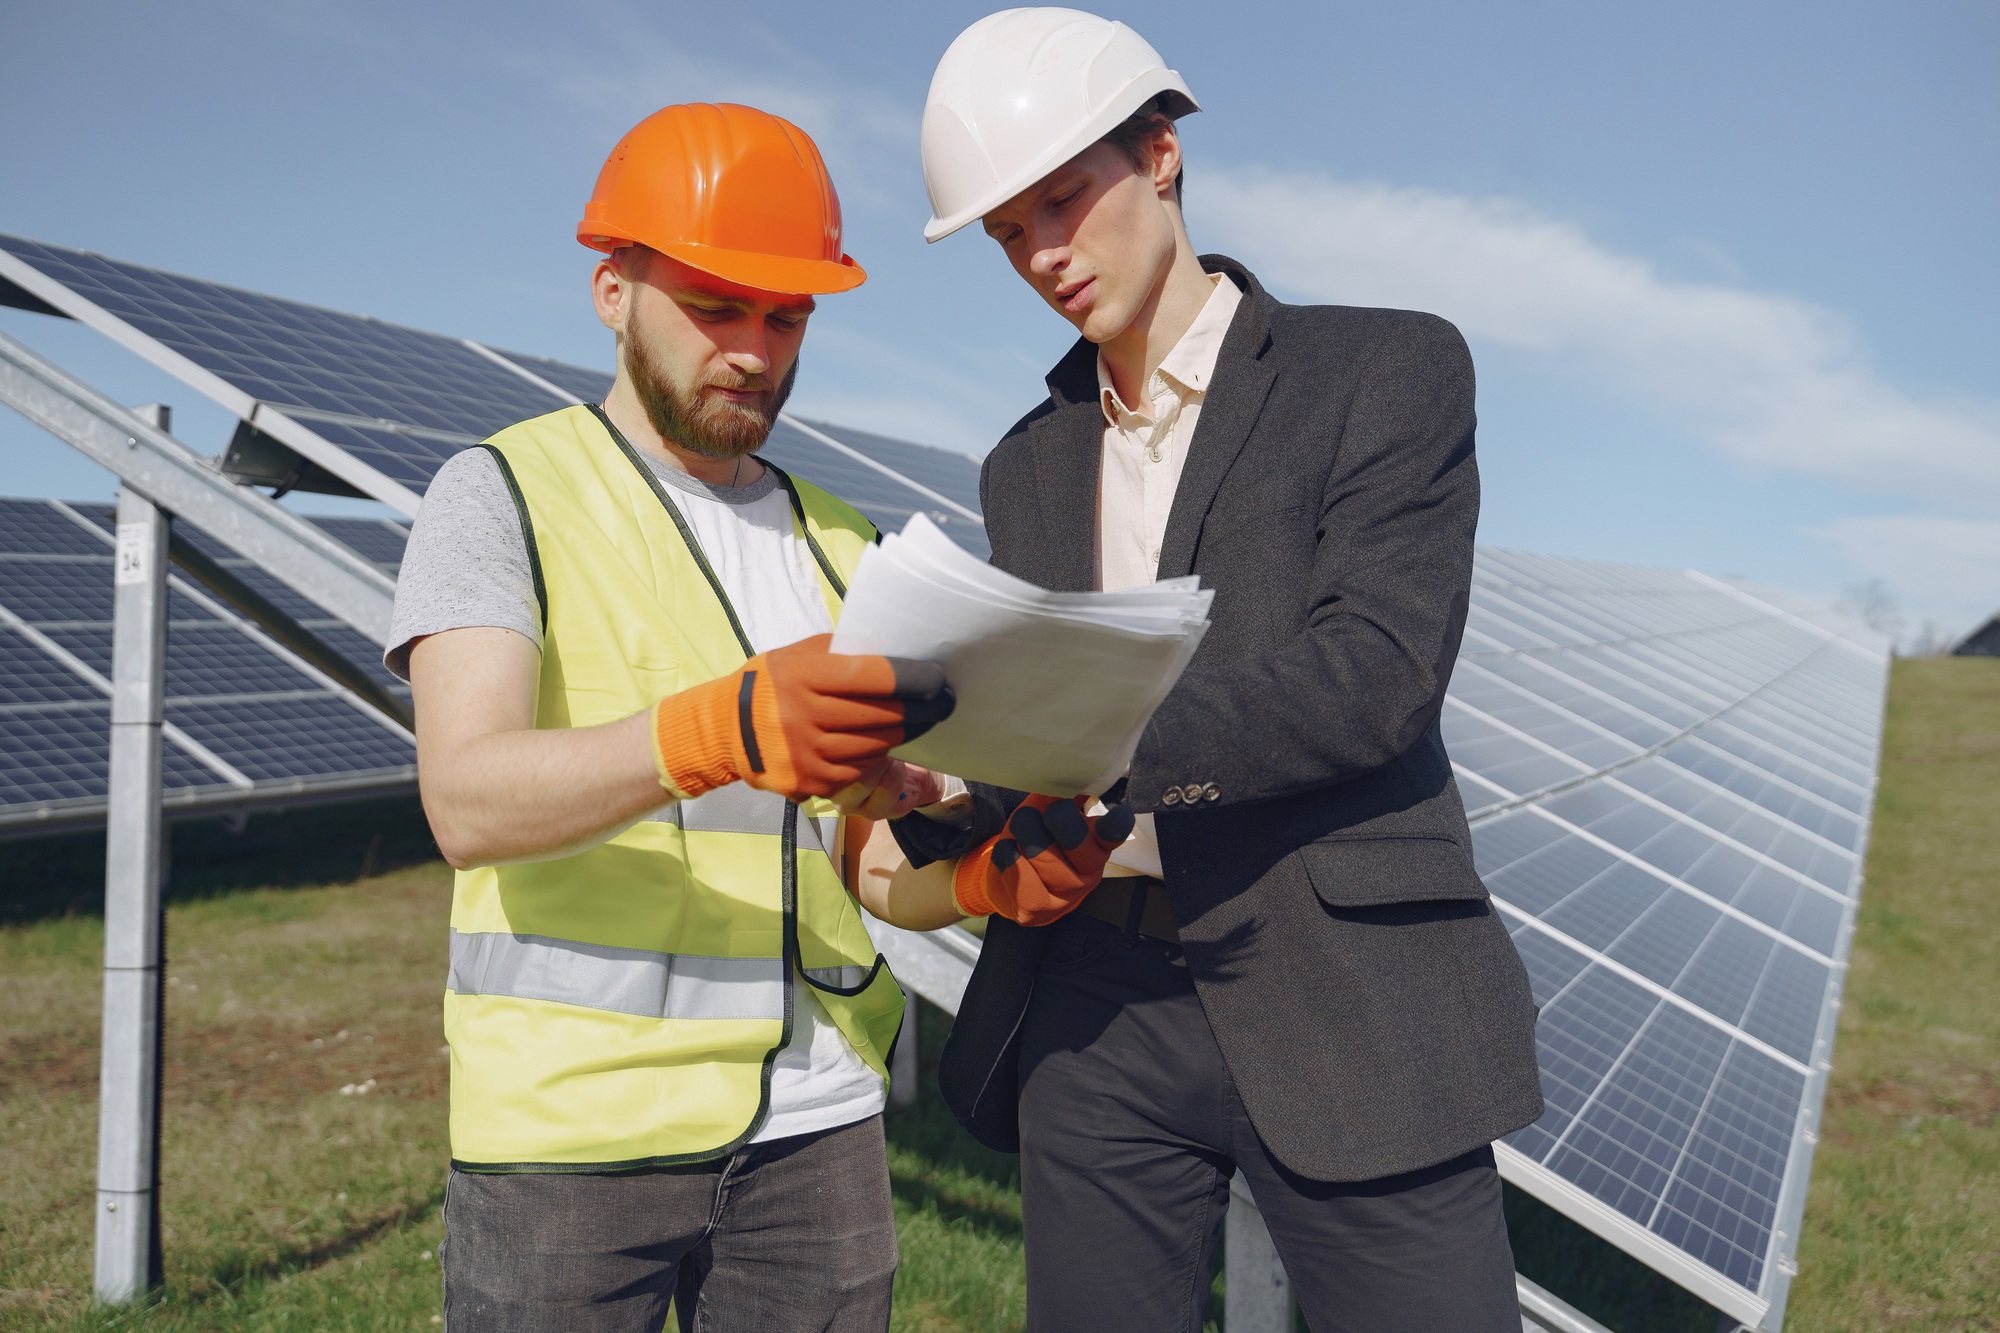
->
<box><xmin>1094</xmin><ymin>272</ymin><xmax>1242</xmax><ymax>877</ymax></box>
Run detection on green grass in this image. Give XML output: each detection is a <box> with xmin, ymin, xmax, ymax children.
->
<box><xmin>1785</xmin><ymin>657</ymin><xmax>2000</xmax><ymax>1331</ymax></box>
<box><xmin>0</xmin><ymin>862</ymin><xmax>1050</xmax><ymax>1333</ymax></box>
<box><xmin>2</xmin><ymin>659</ymin><xmax>1992</xmax><ymax>1330</ymax></box>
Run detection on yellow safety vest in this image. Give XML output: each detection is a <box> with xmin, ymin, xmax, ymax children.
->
<box><xmin>442</xmin><ymin>404</ymin><xmax>904</xmax><ymax>1171</ymax></box>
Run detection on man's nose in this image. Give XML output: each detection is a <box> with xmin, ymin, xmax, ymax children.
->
<box><xmin>722</xmin><ymin>329</ymin><xmax>772</xmax><ymax>378</ymax></box>
<box><xmin>1029</xmin><ymin>246</ymin><xmax>1070</xmax><ymax>281</ymax></box>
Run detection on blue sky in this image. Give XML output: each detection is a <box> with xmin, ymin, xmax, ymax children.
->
<box><xmin>3</xmin><ymin>0</ymin><xmax>1995</xmax><ymax>640</ymax></box>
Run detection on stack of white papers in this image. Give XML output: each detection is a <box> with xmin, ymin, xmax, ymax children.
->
<box><xmin>830</xmin><ymin>515</ymin><xmax>1212</xmax><ymax>796</ymax></box>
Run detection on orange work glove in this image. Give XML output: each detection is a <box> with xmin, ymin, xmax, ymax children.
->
<box><xmin>952</xmin><ymin>795</ymin><xmax>1136</xmax><ymax>926</ymax></box>
<box><xmin>650</xmin><ymin>634</ymin><xmax>954</xmax><ymax>802</ymax></box>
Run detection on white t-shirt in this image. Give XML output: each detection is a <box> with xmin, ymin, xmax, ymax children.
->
<box><xmin>386</xmin><ymin>444</ymin><xmax>886</xmax><ymax>1144</ymax></box>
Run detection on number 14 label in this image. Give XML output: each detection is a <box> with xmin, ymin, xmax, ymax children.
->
<box><xmin>115</xmin><ymin>523</ymin><xmax>151</xmax><ymax>586</ymax></box>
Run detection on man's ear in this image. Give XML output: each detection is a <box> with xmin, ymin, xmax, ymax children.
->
<box><xmin>591</xmin><ymin>257</ymin><xmax>628</xmax><ymax>334</ymax></box>
<box><xmin>1148</xmin><ymin>121</ymin><xmax>1182</xmax><ymax>198</ymax></box>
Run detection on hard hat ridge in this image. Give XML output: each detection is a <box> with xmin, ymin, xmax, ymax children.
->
<box><xmin>921</xmin><ymin>8</ymin><xmax>1198</xmax><ymax>242</ymax></box>
<box><xmin>578</xmin><ymin>102</ymin><xmax>865</xmax><ymax>295</ymax></box>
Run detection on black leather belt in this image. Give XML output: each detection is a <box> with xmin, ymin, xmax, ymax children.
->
<box><xmin>1077</xmin><ymin>876</ymin><xmax>1180</xmax><ymax>944</ymax></box>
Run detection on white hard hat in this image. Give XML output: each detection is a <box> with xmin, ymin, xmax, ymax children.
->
<box><xmin>921</xmin><ymin>8</ymin><xmax>1199</xmax><ymax>243</ymax></box>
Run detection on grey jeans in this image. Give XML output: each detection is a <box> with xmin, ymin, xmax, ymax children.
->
<box><xmin>1018</xmin><ymin>914</ymin><xmax>1521</xmax><ymax>1333</ymax></box>
<box><xmin>440</xmin><ymin>1115</ymin><xmax>897</xmax><ymax>1333</ymax></box>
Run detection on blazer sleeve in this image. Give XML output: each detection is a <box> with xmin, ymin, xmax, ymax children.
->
<box><xmin>1126</xmin><ymin>313</ymin><xmax>1478</xmax><ymax>810</ymax></box>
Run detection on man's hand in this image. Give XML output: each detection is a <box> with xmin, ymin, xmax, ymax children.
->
<box><xmin>652</xmin><ymin>635</ymin><xmax>954</xmax><ymax>802</ymax></box>
<box><xmin>953</xmin><ymin>795</ymin><xmax>1136</xmax><ymax>926</ymax></box>
<box><xmin>832</xmin><ymin>761</ymin><xmax>948</xmax><ymax>821</ymax></box>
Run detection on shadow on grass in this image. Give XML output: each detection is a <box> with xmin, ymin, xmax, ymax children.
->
<box><xmin>70</xmin><ymin>1190</ymin><xmax>445</xmax><ymax>1331</ymax></box>
<box><xmin>0</xmin><ymin>795</ymin><xmax>439</xmax><ymax>925</ymax></box>
<box><xmin>182</xmin><ymin>1187</ymin><xmax>444</xmax><ymax>1307</ymax></box>
<box><xmin>887</xmin><ymin>1166</ymin><xmax>1024</xmax><ymax>1242</ymax></box>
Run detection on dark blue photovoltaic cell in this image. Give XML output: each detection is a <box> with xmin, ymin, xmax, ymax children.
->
<box><xmin>1512</xmin><ymin>967</ymin><xmax>1658</xmax><ymax>1161</ymax></box>
<box><xmin>5</xmin><ymin>234</ymin><xmax>990</xmax><ymax>553</ymax></box>
<box><xmin>0</xmin><ymin>235</ymin><xmax>558</xmax><ymax>438</ymax></box>
<box><xmin>0</xmin><ymin>497</ymin><xmax>414</xmax><ymax>824</ymax></box>
<box><xmin>491</xmin><ymin>349</ymin><xmax>611</xmax><ymax>404</ymax></box>
<box><xmin>168</xmin><ymin>697</ymin><xmax>412</xmax><ymax>782</ymax></box>
<box><xmin>0</xmin><ymin>708</ymin><xmax>107</xmax><ymax>804</ymax></box>
<box><xmin>301</xmin><ymin>420</ymin><xmax>464</xmax><ymax>491</ymax></box>
<box><xmin>60</xmin><ymin>504</ymin><xmax>415</xmax><ymax>703</ymax></box>
<box><xmin>311</xmin><ymin>517</ymin><xmax>409</xmax><ymax>570</ymax></box>
<box><xmin>164</xmin><ymin>624</ymin><xmax>322</xmax><ymax>698</ymax></box>
<box><xmin>1549</xmin><ymin>1005</ymin><xmax>1733</xmax><ymax>1224</ymax></box>
<box><xmin>1463</xmin><ymin>549</ymin><xmax>1888</xmax><ymax>1302</ymax></box>
<box><xmin>791</xmin><ymin>418</ymin><xmax>985</xmax><ymax>517</ymax></box>
<box><xmin>1654</xmin><ymin>1047</ymin><xmax>1804</xmax><ymax>1287</ymax></box>
<box><xmin>759</xmin><ymin>420</ymin><xmax>991</xmax><ymax>557</ymax></box>
<box><xmin>0</xmin><ymin>629</ymin><xmax>101</xmax><ymax>705</ymax></box>
<box><xmin>0</xmin><ymin>504</ymin><xmax>113</xmax><ymax>557</ymax></box>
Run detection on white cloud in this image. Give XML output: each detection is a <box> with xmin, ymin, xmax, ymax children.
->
<box><xmin>1192</xmin><ymin>169</ymin><xmax>2000</xmax><ymax>510</ymax></box>
<box><xmin>788</xmin><ymin>324</ymin><xmax>1038</xmax><ymax>459</ymax></box>
<box><xmin>1812</xmin><ymin>513</ymin><xmax>2000</xmax><ymax>638</ymax></box>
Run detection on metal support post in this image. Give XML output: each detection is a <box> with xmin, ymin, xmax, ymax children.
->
<box><xmin>93</xmin><ymin>405</ymin><xmax>172</xmax><ymax>1303</ymax></box>
<box><xmin>1225</xmin><ymin>1171</ymin><xmax>1294</xmax><ymax>1332</ymax></box>
<box><xmin>891</xmin><ymin>991</ymin><xmax>921</xmax><ymax>1107</ymax></box>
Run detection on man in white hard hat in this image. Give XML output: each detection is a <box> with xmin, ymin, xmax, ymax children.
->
<box><xmin>888</xmin><ymin>10</ymin><xmax>1546</xmax><ymax>1330</ymax></box>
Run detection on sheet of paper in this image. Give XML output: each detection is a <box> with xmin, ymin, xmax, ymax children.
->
<box><xmin>830</xmin><ymin>516</ymin><xmax>1211</xmax><ymax>796</ymax></box>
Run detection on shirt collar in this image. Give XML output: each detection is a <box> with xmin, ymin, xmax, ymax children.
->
<box><xmin>1097</xmin><ymin>273</ymin><xmax>1243</xmax><ymax>423</ymax></box>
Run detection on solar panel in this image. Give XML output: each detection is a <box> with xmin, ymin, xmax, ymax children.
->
<box><xmin>1</xmin><ymin>231</ymin><xmax>1885</xmax><ymax>1327</ymax></box>
<box><xmin>0</xmin><ymin>497</ymin><xmax>415</xmax><ymax>835</ymax></box>
<box><xmin>1453</xmin><ymin>548</ymin><xmax>1888</xmax><ymax>1327</ymax></box>
<box><xmin>0</xmin><ymin>234</ymin><xmax>988</xmax><ymax>551</ymax></box>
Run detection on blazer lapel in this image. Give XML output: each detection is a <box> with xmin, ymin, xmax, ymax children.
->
<box><xmin>1025</xmin><ymin>338</ymin><xmax>1105</xmax><ymax>593</ymax></box>
<box><xmin>1155</xmin><ymin>258</ymin><xmax>1278</xmax><ymax>581</ymax></box>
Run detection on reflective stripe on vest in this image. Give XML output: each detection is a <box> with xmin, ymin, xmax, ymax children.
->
<box><xmin>649</xmin><ymin>782</ymin><xmax>840</xmax><ymax>853</ymax></box>
<box><xmin>448</xmin><ymin>928</ymin><xmax>873</xmax><ymax>1018</ymax></box>
<box><xmin>448</xmin><ymin>929</ymin><xmax>788</xmax><ymax>1020</ymax></box>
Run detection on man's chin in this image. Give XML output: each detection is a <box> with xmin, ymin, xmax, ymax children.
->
<box><xmin>1077</xmin><ymin>301</ymin><xmax>1136</xmax><ymax>346</ymax></box>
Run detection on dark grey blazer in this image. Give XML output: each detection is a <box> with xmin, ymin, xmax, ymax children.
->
<box><xmin>931</xmin><ymin>255</ymin><xmax>1545</xmax><ymax>1183</ymax></box>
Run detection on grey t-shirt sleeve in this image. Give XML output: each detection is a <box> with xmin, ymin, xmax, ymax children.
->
<box><xmin>383</xmin><ymin>448</ymin><xmax>543</xmax><ymax>681</ymax></box>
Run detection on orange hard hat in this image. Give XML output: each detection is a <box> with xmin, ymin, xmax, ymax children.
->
<box><xmin>578</xmin><ymin>103</ymin><xmax>865</xmax><ymax>296</ymax></box>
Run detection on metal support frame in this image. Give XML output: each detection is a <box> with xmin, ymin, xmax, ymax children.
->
<box><xmin>890</xmin><ymin>991</ymin><xmax>920</xmax><ymax>1108</ymax></box>
<box><xmin>0</xmin><ymin>330</ymin><xmax>397</xmax><ymax>646</ymax></box>
<box><xmin>93</xmin><ymin>407</ymin><xmax>172</xmax><ymax>1303</ymax></box>
<box><xmin>1224</xmin><ymin>1172</ymin><xmax>1295</xmax><ymax>1332</ymax></box>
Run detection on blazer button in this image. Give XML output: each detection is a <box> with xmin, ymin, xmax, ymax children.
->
<box><xmin>1161</xmin><ymin>787</ymin><xmax>1183</xmax><ymax>806</ymax></box>
<box><xmin>1202</xmin><ymin>783</ymin><xmax>1221</xmax><ymax>803</ymax></box>
<box><xmin>1181</xmin><ymin>783</ymin><xmax>1206</xmax><ymax>804</ymax></box>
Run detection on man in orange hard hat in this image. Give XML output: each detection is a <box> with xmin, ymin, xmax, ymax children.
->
<box><xmin>385</xmin><ymin>103</ymin><xmax>946</xmax><ymax>1331</ymax></box>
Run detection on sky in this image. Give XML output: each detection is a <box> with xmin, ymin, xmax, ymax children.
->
<box><xmin>3</xmin><ymin>0</ymin><xmax>1995</xmax><ymax>643</ymax></box>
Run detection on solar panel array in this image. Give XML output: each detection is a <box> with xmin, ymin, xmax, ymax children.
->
<box><xmin>0</xmin><ymin>497</ymin><xmax>415</xmax><ymax>835</ymax></box>
<box><xmin>0</xmin><ymin>234</ymin><xmax>988</xmax><ymax>552</ymax></box>
<box><xmin>1</xmin><ymin>233</ymin><xmax>1891</xmax><ymax>1325</ymax></box>
<box><xmin>1451</xmin><ymin>548</ymin><xmax>1887</xmax><ymax>1321</ymax></box>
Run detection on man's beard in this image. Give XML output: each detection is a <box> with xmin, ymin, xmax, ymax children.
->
<box><xmin>623</xmin><ymin>316</ymin><xmax>798</xmax><ymax>461</ymax></box>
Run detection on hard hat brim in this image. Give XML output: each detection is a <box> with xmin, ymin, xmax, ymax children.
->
<box><xmin>922</xmin><ymin>71</ymin><xmax>1198</xmax><ymax>244</ymax></box>
<box><xmin>578</xmin><ymin>228</ymin><xmax>867</xmax><ymax>296</ymax></box>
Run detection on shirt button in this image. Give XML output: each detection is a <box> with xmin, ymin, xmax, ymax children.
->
<box><xmin>1149</xmin><ymin>547</ymin><xmax>1161</xmax><ymax>564</ymax></box>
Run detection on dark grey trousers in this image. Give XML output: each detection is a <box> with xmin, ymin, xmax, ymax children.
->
<box><xmin>440</xmin><ymin>1114</ymin><xmax>897</xmax><ymax>1333</ymax></box>
<box><xmin>1018</xmin><ymin>914</ymin><xmax>1521</xmax><ymax>1333</ymax></box>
